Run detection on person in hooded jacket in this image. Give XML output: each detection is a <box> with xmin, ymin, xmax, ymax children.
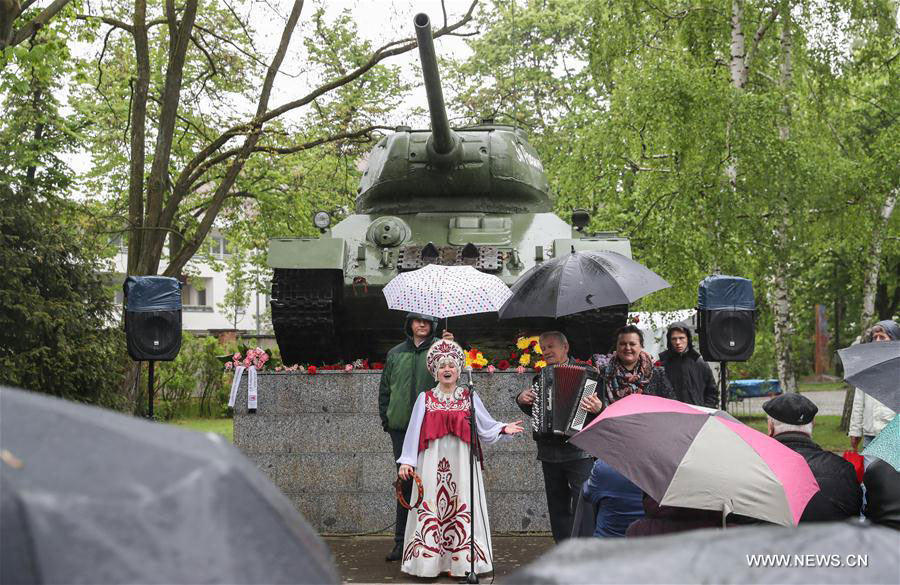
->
<box><xmin>657</xmin><ymin>322</ymin><xmax>718</xmax><ymax>408</ymax></box>
<box><xmin>379</xmin><ymin>312</ymin><xmax>453</xmax><ymax>562</ymax></box>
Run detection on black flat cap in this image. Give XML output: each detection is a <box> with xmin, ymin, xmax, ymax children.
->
<box><xmin>762</xmin><ymin>393</ymin><xmax>819</xmax><ymax>425</ymax></box>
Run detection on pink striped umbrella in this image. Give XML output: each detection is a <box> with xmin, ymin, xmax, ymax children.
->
<box><xmin>570</xmin><ymin>394</ymin><xmax>819</xmax><ymax>526</ymax></box>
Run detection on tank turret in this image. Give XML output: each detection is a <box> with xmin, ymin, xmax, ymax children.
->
<box><xmin>267</xmin><ymin>14</ymin><xmax>631</xmax><ymax>367</ymax></box>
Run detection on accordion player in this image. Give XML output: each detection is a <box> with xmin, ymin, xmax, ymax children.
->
<box><xmin>531</xmin><ymin>364</ymin><xmax>602</xmax><ymax>438</ymax></box>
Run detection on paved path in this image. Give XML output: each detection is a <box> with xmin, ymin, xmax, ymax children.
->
<box><xmin>325</xmin><ymin>535</ymin><xmax>554</xmax><ymax>584</ymax></box>
<box><xmin>730</xmin><ymin>390</ymin><xmax>847</xmax><ymax>417</ymax></box>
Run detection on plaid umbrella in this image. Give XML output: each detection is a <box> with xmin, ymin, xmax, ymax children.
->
<box><xmin>862</xmin><ymin>414</ymin><xmax>900</xmax><ymax>471</ymax></box>
<box><xmin>382</xmin><ymin>264</ymin><xmax>512</xmax><ymax>318</ymax></box>
<box><xmin>570</xmin><ymin>394</ymin><xmax>819</xmax><ymax>526</ymax></box>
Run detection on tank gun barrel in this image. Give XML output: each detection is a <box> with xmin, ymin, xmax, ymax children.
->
<box><xmin>414</xmin><ymin>13</ymin><xmax>460</xmax><ymax>166</ymax></box>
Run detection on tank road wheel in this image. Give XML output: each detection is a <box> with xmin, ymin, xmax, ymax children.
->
<box><xmin>270</xmin><ymin>269</ymin><xmax>343</xmax><ymax>366</ymax></box>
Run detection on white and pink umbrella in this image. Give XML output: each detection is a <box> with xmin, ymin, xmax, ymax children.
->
<box><xmin>383</xmin><ymin>264</ymin><xmax>512</xmax><ymax>319</ymax></box>
<box><xmin>570</xmin><ymin>394</ymin><xmax>820</xmax><ymax>526</ymax></box>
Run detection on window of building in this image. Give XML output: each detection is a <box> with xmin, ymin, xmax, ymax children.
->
<box><xmin>182</xmin><ymin>279</ymin><xmax>212</xmax><ymax>311</ymax></box>
<box><xmin>208</xmin><ymin>236</ymin><xmax>230</xmax><ymax>258</ymax></box>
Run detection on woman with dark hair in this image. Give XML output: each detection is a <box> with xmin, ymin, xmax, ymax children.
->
<box><xmin>582</xmin><ymin>325</ymin><xmax>673</xmax><ymax>415</ymax></box>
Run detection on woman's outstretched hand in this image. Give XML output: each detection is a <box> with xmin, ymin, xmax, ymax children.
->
<box><xmin>398</xmin><ymin>464</ymin><xmax>415</xmax><ymax>480</ymax></box>
<box><xmin>503</xmin><ymin>420</ymin><xmax>525</xmax><ymax>435</ymax></box>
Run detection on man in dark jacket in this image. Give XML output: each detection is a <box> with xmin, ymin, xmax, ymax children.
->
<box><xmin>515</xmin><ymin>331</ymin><xmax>597</xmax><ymax>542</ymax></box>
<box><xmin>864</xmin><ymin>459</ymin><xmax>900</xmax><ymax>530</ymax></box>
<box><xmin>763</xmin><ymin>393</ymin><xmax>862</xmax><ymax>522</ymax></box>
<box><xmin>379</xmin><ymin>312</ymin><xmax>452</xmax><ymax>561</ymax></box>
<box><xmin>658</xmin><ymin>322</ymin><xmax>718</xmax><ymax>408</ymax></box>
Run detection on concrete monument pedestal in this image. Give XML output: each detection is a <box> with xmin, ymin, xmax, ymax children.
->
<box><xmin>233</xmin><ymin>371</ymin><xmax>551</xmax><ymax>534</ymax></box>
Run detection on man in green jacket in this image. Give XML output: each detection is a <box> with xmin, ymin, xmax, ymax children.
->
<box><xmin>380</xmin><ymin>312</ymin><xmax>452</xmax><ymax>562</ymax></box>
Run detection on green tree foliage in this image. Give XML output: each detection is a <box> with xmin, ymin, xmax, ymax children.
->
<box><xmin>451</xmin><ymin>0</ymin><xmax>897</xmax><ymax>381</ymax></box>
<box><xmin>137</xmin><ymin>333</ymin><xmax>229</xmax><ymax>419</ymax></box>
<box><xmin>0</xmin><ymin>14</ymin><xmax>127</xmax><ymax>406</ymax></box>
<box><xmin>217</xmin><ymin>247</ymin><xmax>250</xmax><ymax>330</ymax></box>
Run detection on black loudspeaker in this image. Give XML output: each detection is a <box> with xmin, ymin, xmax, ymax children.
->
<box><xmin>698</xmin><ymin>309</ymin><xmax>755</xmax><ymax>361</ymax></box>
<box><xmin>697</xmin><ymin>275</ymin><xmax>755</xmax><ymax>362</ymax></box>
<box><xmin>123</xmin><ymin>276</ymin><xmax>182</xmax><ymax>361</ymax></box>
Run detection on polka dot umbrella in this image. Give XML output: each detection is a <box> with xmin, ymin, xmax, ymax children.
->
<box><xmin>383</xmin><ymin>264</ymin><xmax>513</xmax><ymax>322</ymax></box>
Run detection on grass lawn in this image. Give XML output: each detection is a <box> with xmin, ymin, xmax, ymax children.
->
<box><xmin>736</xmin><ymin>415</ymin><xmax>847</xmax><ymax>452</ymax></box>
<box><xmin>796</xmin><ymin>381</ymin><xmax>849</xmax><ymax>393</ymax></box>
<box><xmin>170</xmin><ymin>418</ymin><xmax>233</xmax><ymax>443</ymax></box>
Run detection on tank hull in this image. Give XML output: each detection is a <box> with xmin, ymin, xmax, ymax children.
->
<box><xmin>269</xmin><ymin>211</ymin><xmax>632</xmax><ymax>366</ymax></box>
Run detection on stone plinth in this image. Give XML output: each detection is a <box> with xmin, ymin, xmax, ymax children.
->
<box><xmin>233</xmin><ymin>371</ymin><xmax>551</xmax><ymax>534</ymax></box>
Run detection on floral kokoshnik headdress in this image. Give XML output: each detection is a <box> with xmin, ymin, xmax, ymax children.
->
<box><xmin>425</xmin><ymin>339</ymin><xmax>466</xmax><ymax>379</ymax></box>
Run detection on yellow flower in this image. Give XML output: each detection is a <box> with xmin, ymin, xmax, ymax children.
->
<box><xmin>465</xmin><ymin>354</ymin><xmax>473</xmax><ymax>367</ymax></box>
<box><xmin>535</xmin><ymin>360</ymin><xmax>547</xmax><ymax>369</ymax></box>
<box><xmin>519</xmin><ymin>353</ymin><xmax>531</xmax><ymax>366</ymax></box>
<box><xmin>516</xmin><ymin>337</ymin><xmax>530</xmax><ymax>350</ymax></box>
<box><xmin>533</xmin><ymin>343</ymin><xmax>542</xmax><ymax>354</ymax></box>
<box><xmin>476</xmin><ymin>358</ymin><xmax>488</xmax><ymax>366</ymax></box>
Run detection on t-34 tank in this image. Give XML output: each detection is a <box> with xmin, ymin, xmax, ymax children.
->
<box><xmin>268</xmin><ymin>13</ymin><xmax>630</xmax><ymax>366</ymax></box>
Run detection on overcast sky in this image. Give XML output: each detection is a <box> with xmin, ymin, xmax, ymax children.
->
<box><xmin>65</xmin><ymin>0</ymin><xmax>481</xmax><ymax>177</ymax></box>
<box><xmin>243</xmin><ymin>0</ymin><xmax>477</xmax><ymax>125</ymax></box>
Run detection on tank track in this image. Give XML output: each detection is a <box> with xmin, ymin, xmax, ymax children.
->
<box><xmin>270</xmin><ymin>269</ymin><xmax>342</xmax><ymax>366</ymax></box>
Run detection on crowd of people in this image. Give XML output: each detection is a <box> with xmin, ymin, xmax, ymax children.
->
<box><xmin>377</xmin><ymin>313</ymin><xmax>898</xmax><ymax>579</ymax></box>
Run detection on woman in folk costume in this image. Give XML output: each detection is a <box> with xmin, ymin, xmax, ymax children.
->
<box><xmin>397</xmin><ymin>339</ymin><xmax>524</xmax><ymax>578</ymax></box>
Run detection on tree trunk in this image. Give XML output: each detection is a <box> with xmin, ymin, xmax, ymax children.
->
<box><xmin>730</xmin><ymin>0</ymin><xmax>745</xmax><ymax>90</ymax></box>
<box><xmin>860</xmin><ymin>187</ymin><xmax>897</xmax><ymax>330</ymax></box>
<box><xmin>840</xmin><ymin>386</ymin><xmax>855</xmax><ymax>432</ymax></box>
<box><xmin>772</xmin><ymin>0</ymin><xmax>797</xmax><ymax>393</ymax></box>
<box><xmin>163</xmin><ymin>0</ymin><xmax>306</xmax><ymax>277</ymax></box>
<box><xmin>771</xmin><ymin>260</ymin><xmax>797</xmax><ymax>392</ymax></box>
<box><xmin>126</xmin><ymin>0</ymin><xmax>150</xmax><ymax>276</ymax></box>
<box><xmin>138</xmin><ymin>0</ymin><xmax>200</xmax><ymax>276</ymax></box>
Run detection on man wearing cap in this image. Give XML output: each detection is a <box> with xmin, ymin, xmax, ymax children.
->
<box><xmin>764</xmin><ymin>393</ymin><xmax>862</xmax><ymax>522</ymax></box>
<box><xmin>379</xmin><ymin>313</ymin><xmax>453</xmax><ymax>561</ymax></box>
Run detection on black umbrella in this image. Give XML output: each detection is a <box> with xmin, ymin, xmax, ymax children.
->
<box><xmin>0</xmin><ymin>387</ymin><xmax>338</xmax><ymax>584</ymax></box>
<box><xmin>837</xmin><ymin>341</ymin><xmax>900</xmax><ymax>412</ymax></box>
<box><xmin>498</xmin><ymin>250</ymin><xmax>670</xmax><ymax>319</ymax></box>
<box><xmin>506</xmin><ymin>522</ymin><xmax>898</xmax><ymax>584</ymax></box>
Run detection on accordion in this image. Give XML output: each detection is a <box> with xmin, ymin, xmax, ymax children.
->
<box><xmin>531</xmin><ymin>364</ymin><xmax>601</xmax><ymax>438</ymax></box>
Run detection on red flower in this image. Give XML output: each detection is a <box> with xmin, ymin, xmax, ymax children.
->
<box><xmin>529</xmin><ymin>340</ymin><xmax>538</xmax><ymax>348</ymax></box>
<box><xmin>362</xmin><ymin>359</ymin><xmax>370</xmax><ymax>369</ymax></box>
<box><xmin>467</xmin><ymin>349</ymin><xmax>479</xmax><ymax>360</ymax></box>
<box><xmin>307</xmin><ymin>365</ymin><xmax>318</xmax><ymax>375</ymax></box>
<box><xmin>510</xmin><ymin>352</ymin><xmax>518</xmax><ymax>360</ymax></box>
<box><xmin>497</xmin><ymin>360</ymin><xmax>510</xmax><ymax>370</ymax></box>
<box><xmin>472</xmin><ymin>362</ymin><xmax>484</xmax><ymax>370</ymax></box>
<box><xmin>373</xmin><ymin>362</ymin><xmax>384</xmax><ymax>370</ymax></box>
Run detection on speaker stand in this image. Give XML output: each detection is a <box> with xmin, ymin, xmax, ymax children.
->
<box><xmin>147</xmin><ymin>361</ymin><xmax>155</xmax><ymax>420</ymax></box>
<box><xmin>719</xmin><ymin>361</ymin><xmax>728</xmax><ymax>412</ymax></box>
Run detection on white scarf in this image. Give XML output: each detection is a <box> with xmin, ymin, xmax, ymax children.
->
<box><xmin>228</xmin><ymin>365</ymin><xmax>258</xmax><ymax>411</ymax></box>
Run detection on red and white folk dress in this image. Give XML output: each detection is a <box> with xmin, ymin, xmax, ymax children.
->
<box><xmin>397</xmin><ymin>386</ymin><xmax>510</xmax><ymax>577</ymax></box>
